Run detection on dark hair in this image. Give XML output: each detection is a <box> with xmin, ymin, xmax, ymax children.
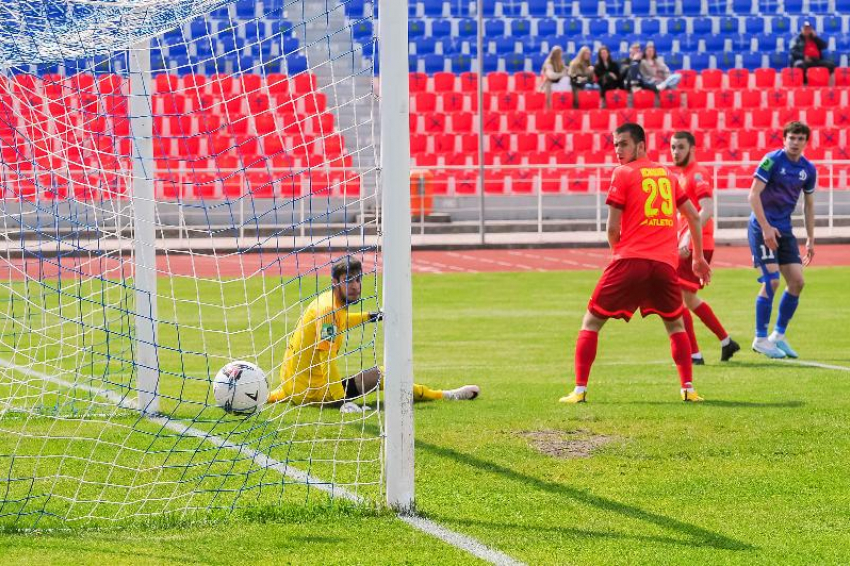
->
<box><xmin>331</xmin><ymin>257</ymin><xmax>362</xmax><ymax>282</ymax></box>
<box><xmin>672</xmin><ymin>131</ymin><xmax>696</xmax><ymax>146</ymax></box>
<box><xmin>783</xmin><ymin>121</ymin><xmax>811</xmax><ymax>141</ymax></box>
<box><xmin>615</xmin><ymin>123</ymin><xmax>646</xmax><ymax>144</ymax></box>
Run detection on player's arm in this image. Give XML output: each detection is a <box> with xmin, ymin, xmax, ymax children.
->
<box><xmin>802</xmin><ymin>189</ymin><xmax>815</xmax><ymax>266</ymax></box>
<box><xmin>679</xmin><ymin>199</ymin><xmax>711</xmax><ymax>284</ymax></box>
<box><xmin>606</xmin><ymin>205</ymin><xmax>622</xmax><ymax>248</ymax></box>
<box><xmin>748</xmin><ymin>178</ymin><xmax>781</xmax><ymax>251</ymax></box>
<box><xmin>678</xmin><ymin>196</ymin><xmax>713</xmax><ymax>252</ymax></box>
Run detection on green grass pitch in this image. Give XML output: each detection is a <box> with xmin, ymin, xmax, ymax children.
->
<box><xmin>1</xmin><ymin>265</ymin><xmax>849</xmax><ymax>565</ymax></box>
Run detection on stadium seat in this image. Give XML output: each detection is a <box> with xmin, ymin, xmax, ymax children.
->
<box><xmin>688</xmin><ymin>53</ymin><xmax>711</xmax><ymax>71</ymax></box>
<box><xmin>697</xmin><ymin>108</ymin><xmax>719</xmax><ymax>129</ymax></box>
<box><xmin>818</xmin><ymin>88</ymin><xmax>843</xmax><ymax>108</ymax></box>
<box><xmin>514</xmin><ymin>71</ymin><xmax>537</xmax><ymax>91</ymax></box>
<box><xmin>740</xmin><ymin>89</ymin><xmax>763</xmax><ymax>108</ymax></box>
<box><xmin>551</xmin><ymin>92</ymin><xmax>574</xmax><ymax>110</ymax></box>
<box><xmin>781</xmin><ymin>68</ymin><xmax>804</xmax><ymax>87</ymax></box>
<box><xmin>718</xmin><ymin>17</ymin><xmax>739</xmax><ymax>34</ymax></box>
<box><xmin>659</xmin><ymin>90</ymin><xmax>681</xmax><ymax>109</ymax></box>
<box><xmin>753</xmin><ymin>67</ymin><xmax>777</xmax><ymax>88</ymax></box>
<box><xmin>640</xmin><ymin>18</ymin><xmax>661</xmax><ymax>35</ymax></box>
<box><xmin>791</xmin><ymin>88</ymin><xmax>814</xmax><ymax>108</ymax></box>
<box><xmin>806</xmin><ymin>106</ymin><xmax>827</xmax><ymax>127</ymax></box>
<box><xmin>669</xmin><ymin>108</ymin><xmax>691</xmax><ymax>130</ymax></box>
<box><xmin>700</xmin><ymin>69</ymin><xmax>723</xmax><ymax>89</ymax></box>
<box><xmin>587</xmin><ymin>109</ymin><xmax>611</xmax><ymax>131</ymax></box>
<box><xmin>632</xmin><ymin>90</ymin><xmax>656</xmax><ymax>109</ymax></box>
<box><xmin>749</xmin><ymin>108</ymin><xmax>774</xmax><ymax>129</ymax></box>
<box><xmin>527</xmin><ymin>0</ymin><xmax>549</xmax><ymax>16</ymax></box>
<box><xmin>686</xmin><ymin>90</ymin><xmax>708</xmax><ymax>109</ymax></box>
<box><xmin>576</xmin><ymin>90</ymin><xmax>601</xmax><ymax>109</ymax></box>
<box><xmin>604</xmin><ymin>89</ymin><xmax>629</xmax><ymax>109</ymax></box>
<box><xmin>726</xmin><ymin>69</ymin><xmax>749</xmax><ymax>89</ymax></box>
<box><xmin>806</xmin><ymin>67</ymin><xmax>830</xmax><ymax>87</ymax></box>
<box><xmin>534</xmin><ymin>111</ymin><xmax>557</xmax><ymax>132</ymax></box>
<box><xmin>744</xmin><ymin>17</ymin><xmax>764</xmax><ymax>35</ymax></box>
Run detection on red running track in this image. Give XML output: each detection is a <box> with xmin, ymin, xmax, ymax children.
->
<box><xmin>2</xmin><ymin>245</ymin><xmax>848</xmax><ymax>280</ymax></box>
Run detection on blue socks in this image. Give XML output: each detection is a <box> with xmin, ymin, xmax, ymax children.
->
<box><xmin>775</xmin><ymin>291</ymin><xmax>800</xmax><ymax>335</ymax></box>
<box><xmin>755</xmin><ymin>295</ymin><xmax>773</xmax><ymax>338</ymax></box>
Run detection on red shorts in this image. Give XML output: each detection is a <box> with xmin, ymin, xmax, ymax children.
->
<box><xmin>588</xmin><ymin>258</ymin><xmax>684</xmax><ymax>321</ymax></box>
<box><xmin>677</xmin><ymin>249</ymin><xmax>714</xmax><ymax>292</ymax></box>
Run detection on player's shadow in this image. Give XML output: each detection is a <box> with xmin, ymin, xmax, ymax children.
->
<box><xmin>415</xmin><ymin>439</ymin><xmax>755</xmax><ymax>552</ymax></box>
<box><xmin>703</xmin><ymin>400</ymin><xmax>804</xmax><ymax>409</ymax></box>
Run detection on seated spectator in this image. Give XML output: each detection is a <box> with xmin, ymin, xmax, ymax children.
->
<box><xmin>538</xmin><ymin>45</ymin><xmax>569</xmax><ymax>108</ymax></box>
<box><xmin>594</xmin><ymin>46</ymin><xmax>623</xmax><ymax>94</ymax></box>
<box><xmin>623</xmin><ymin>42</ymin><xmax>652</xmax><ymax>92</ymax></box>
<box><xmin>569</xmin><ymin>46</ymin><xmax>599</xmax><ymax>92</ymax></box>
<box><xmin>790</xmin><ymin>20</ymin><xmax>836</xmax><ymax>78</ymax></box>
<box><xmin>639</xmin><ymin>42</ymin><xmax>681</xmax><ymax>90</ymax></box>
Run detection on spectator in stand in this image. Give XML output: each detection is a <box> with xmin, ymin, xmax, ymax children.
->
<box><xmin>538</xmin><ymin>45</ymin><xmax>570</xmax><ymax>108</ymax></box>
<box><xmin>640</xmin><ymin>42</ymin><xmax>682</xmax><ymax>91</ymax></box>
<box><xmin>594</xmin><ymin>46</ymin><xmax>623</xmax><ymax>95</ymax></box>
<box><xmin>623</xmin><ymin>42</ymin><xmax>653</xmax><ymax>92</ymax></box>
<box><xmin>790</xmin><ymin>20</ymin><xmax>836</xmax><ymax>79</ymax></box>
<box><xmin>569</xmin><ymin>46</ymin><xmax>599</xmax><ymax>93</ymax></box>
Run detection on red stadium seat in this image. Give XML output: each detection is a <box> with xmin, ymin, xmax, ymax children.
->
<box><xmin>834</xmin><ymin>107</ymin><xmax>850</xmax><ymax>127</ymax></box>
<box><xmin>615</xmin><ymin>108</ymin><xmax>637</xmax><ymax>125</ymax></box>
<box><xmin>433</xmin><ymin>72</ymin><xmax>456</xmax><ymax>92</ymax></box>
<box><xmin>239</xmin><ymin>74</ymin><xmax>262</xmax><ymax>95</ymax></box>
<box><xmin>754</xmin><ymin>68</ymin><xmax>777</xmax><ymax>88</ymax></box>
<box><xmin>291</xmin><ymin>73</ymin><xmax>317</xmax><ymax>94</ymax></box>
<box><xmin>423</xmin><ymin>113</ymin><xmax>446</xmax><ymax>133</ymax></box>
<box><xmin>534</xmin><ymin>111</ymin><xmax>556</xmax><ymax>132</ymax></box>
<box><xmin>415</xmin><ymin>92</ymin><xmax>436</xmax><ymax>112</ymax></box>
<box><xmin>513</xmin><ymin>71</ymin><xmax>537</xmax><ymax>91</ymax></box>
<box><xmin>708</xmin><ymin>130</ymin><xmax>732</xmax><ymax>150</ymax></box>
<box><xmin>572</xmin><ymin>132</ymin><xmax>594</xmax><ymax>152</ymax></box>
<box><xmin>818</xmin><ymin>88</ymin><xmax>843</xmax><ymax>108</ymax></box>
<box><xmin>669</xmin><ymin>109</ymin><xmax>691</xmax><ymax>130</ymax></box>
<box><xmin>496</xmin><ymin>92</ymin><xmax>519</xmax><ymax>111</ymax></box>
<box><xmin>208</xmin><ymin>74</ymin><xmax>235</xmax><ymax>97</ymax></box>
<box><xmin>765</xmin><ymin>89</ymin><xmax>788</xmax><ymax>107</ymax></box>
<box><xmin>604</xmin><ymin>89</ymin><xmax>629</xmax><ymax>109</ymax></box>
<box><xmin>458</xmin><ymin>72</ymin><xmax>479</xmax><ymax>92</ymax></box>
<box><xmin>640</xmin><ymin>109</ymin><xmax>666</xmax><ymax>129</ymax></box>
<box><xmin>497</xmin><ymin>151</ymin><xmax>524</xmax><ymax>167</ymax></box>
<box><xmin>834</xmin><ymin>67</ymin><xmax>850</xmax><ymax>86</ymax></box>
<box><xmin>523</xmin><ymin>92</ymin><xmax>546</xmax><ymax>111</ymax></box>
<box><xmin>450</xmin><ymin>112</ymin><xmax>474</xmax><ymax>132</ymax></box>
<box><xmin>561</xmin><ymin>110</ymin><xmax>583</xmax><ymax>130</ymax></box>
<box><xmin>685</xmin><ymin>90</ymin><xmax>708</xmax><ymax>109</ymax></box>
<box><xmin>739</xmin><ymin>89</ymin><xmax>763</xmax><ymax>108</ymax></box>
<box><xmin>806</xmin><ymin>67</ymin><xmax>830</xmax><ymax>87</ymax></box>
<box><xmin>486</xmin><ymin>72</ymin><xmax>509</xmax><ymax>92</ymax></box>
<box><xmin>410</xmin><ymin>134</ymin><xmax>427</xmax><ymax>154</ymax></box>
<box><xmin>736</xmin><ymin>130</ymin><xmax>762</xmax><ymax>150</ymax></box>
<box><xmin>791</xmin><ymin>88</ymin><xmax>815</xmax><ymax>107</ymax></box>
<box><xmin>677</xmin><ymin>69</ymin><xmax>698</xmax><ymax>90</ymax></box>
<box><xmin>806</xmin><ymin>106</ymin><xmax>828</xmax><ymax>127</ymax></box>
<box><xmin>588</xmin><ymin>109</ymin><xmax>611</xmax><ymax>131</ymax></box>
<box><xmin>577</xmin><ymin>90</ymin><xmax>601</xmax><ymax>109</ymax></box>
<box><xmin>433</xmin><ymin>133</ymin><xmax>456</xmax><ymax>154</ymax></box>
<box><xmin>764</xmin><ymin>129</ymin><xmax>784</xmax><ymax>148</ymax></box>
<box><xmin>550</xmin><ymin>92</ymin><xmax>574</xmax><ymax>110</ymax></box>
<box><xmin>265</xmin><ymin>74</ymin><xmax>288</xmax><ymax>97</ymax></box>
<box><xmin>509</xmin><ymin>169</ymin><xmax>536</xmax><ymax>194</ymax></box>
<box><xmin>482</xmin><ymin>111</ymin><xmax>502</xmax><ymax>132</ymax></box>
<box><xmin>632</xmin><ymin>90</ymin><xmax>656</xmax><ymax>109</ymax></box>
<box><xmin>780</xmin><ymin>68</ymin><xmax>804</xmax><ymax>87</ymax></box>
<box><xmin>543</xmin><ymin>132</ymin><xmax>567</xmax><ymax>152</ymax></box>
<box><xmin>700</xmin><ymin>69</ymin><xmax>723</xmax><ymax>89</ymax></box>
<box><xmin>727</xmin><ymin>69</ymin><xmax>750</xmax><ymax>89</ymax></box>
<box><xmin>749</xmin><ymin>108</ymin><xmax>774</xmax><ymax>129</ymax></box>
<box><xmin>817</xmin><ymin>128</ymin><xmax>840</xmax><ymax>148</ymax></box>
<box><xmin>659</xmin><ymin>90</ymin><xmax>681</xmax><ymax>109</ymax></box>
<box><xmin>506</xmin><ymin>111</ymin><xmax>529</xmax><ymax>132</ymax></box>
<box><xmin>155</xmin><ymin>74</ymin><xmax>178</xmax><ymax>93</ymax></box>
<box><xmin>440</xmin><ymin>92</ymin><xmax>467</xmax><ymax>112</ymax></box>
<box><xmin>460</xmin><ymin>133</ymin><xmax>478</xmax><ymax>153</ymax></box>
<box><xmin>724</xmin><ymin>109</ymin><xmax>745</xmax><ymax>129</ymax></box>
<box><xmin>409</xmin><ymin>72</ymin><xmax>428</xmax><ymax>93</ymax></box>
<box><xmin>778</xmin><ymin>107</ymin><xmax>802</xmax><ymax>126</ymax></box>
<box><xmin>487</xmin><ymin>133</ymin><xmax>511</xmax><ymax>153</ymax></box>
<box><xmin>517</xmin><ymin>132</ymin><xmax>539</xmax><ymax>152</ymax></box>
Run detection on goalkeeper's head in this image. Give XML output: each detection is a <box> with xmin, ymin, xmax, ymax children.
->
<box><xmin>332</xmin><ymin>257</ymin><xmax>363</xmax><ymax>305</ymax></box>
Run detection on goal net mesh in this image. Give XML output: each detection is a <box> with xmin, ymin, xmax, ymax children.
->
<box><xmin>0</xmin><ymin>0</ymin><xmax>382</xmax><ymax>527</ymax></box>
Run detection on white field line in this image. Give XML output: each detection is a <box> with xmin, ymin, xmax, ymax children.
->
<box><xmin>0</xmin><ymin>358</ymin><xmax>525</xmax><ymax>566</ymax></box>
<box><xmin>779</xmin><ymin>359</ymin><xmax>850</xmax><ymax>372</ymax></box>
<box><xmin>505</xmin><ymin>250</ymin><xmax>600</xmax><ymax>269</ymax></box>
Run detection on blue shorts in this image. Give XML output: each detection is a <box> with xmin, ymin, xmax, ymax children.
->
<box><xmin>748</xmin><ymin>223</ymin><xmax>801</xmax><ymax>267</ymax></box>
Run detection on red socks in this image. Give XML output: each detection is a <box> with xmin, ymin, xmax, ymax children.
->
<box><xmin>693</xmin><ymin>302</ymin><xmax>728</xmax><ymax>341</ymax></box>
<box><xmin>681</xmin><ymin>308</ymin><xmax>699</xmax><ymax>355</ymax></box>
<box><xmin>574</xmin><ymin>330</ymin><xmax>599</xmax><ymax>387</ymax></box>
<box><xmin>670</xmin><ymin>331</ymin><xmax>693</xmax><ymax>388</ymax></box>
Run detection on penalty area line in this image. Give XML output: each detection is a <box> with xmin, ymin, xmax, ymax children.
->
<box><xmin>0</xmin><ymin>359</ymin><xmax>525</xmax><ymax>566</ymax></box>
<box><xmin>780</xmin><ymin>359</ymin><xmax>850</xmax><ymax>372</ymax></box>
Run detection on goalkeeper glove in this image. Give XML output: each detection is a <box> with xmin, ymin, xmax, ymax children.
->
<box><xmin>340</xmin><ymin>401</ymin><xmax>372</xmax><ymax>414</ymax></box>
<box><xmin>368</xmin><ymin>309</ymin><xmax>383</xmax><ymax>323</ymax></box>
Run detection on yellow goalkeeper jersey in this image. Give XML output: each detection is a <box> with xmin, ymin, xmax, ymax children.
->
<box><xmin>276</xmin><ymin>290</ymin><xmax>371</xmax><ymax>404</ymax></box>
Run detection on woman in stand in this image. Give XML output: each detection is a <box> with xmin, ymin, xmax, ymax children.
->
<box><xmin>538</xmin><ymin>45</ymin><xmax>569</xmax><ymax>108</ymax></box>
<box><xmin>594</xmin><ymin>46</ymin><xmax>623</xmax><ymax>95</ymax></box>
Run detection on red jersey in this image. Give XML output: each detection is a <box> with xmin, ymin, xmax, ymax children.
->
<box><xmin>606</xmin><ymin>157</ymin><xmax>688</xmax><ymax>269</ymax></box>
<box><xmin>674</xmin><ymin>162</ymin><xmax>715</xmax><ymax>250</ymax></box>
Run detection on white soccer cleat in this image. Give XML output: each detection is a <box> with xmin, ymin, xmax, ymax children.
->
<box><xmin>340</xmin><ymin>401</ymin><xmax>372</xmax><ymax>414</ymax></box>
<box><xmin>769</xmin><ymin>338</ymin><xmax>799</xmax><ymax>359</ymax></box>
<box><xmin>442</xmin><ymin>385</ymin><xmax>480</xmax><ymax>401</ymax></box>
<box><xmin>752</xmin><ymin>338</ymin><xmax>787</xmax><ymax>359</ymax></box>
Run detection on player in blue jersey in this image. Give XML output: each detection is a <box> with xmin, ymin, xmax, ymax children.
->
<box><xmin>747</xmin><ymin>121</ymin><xmax>817</xmax><ymax>359</ymax></box>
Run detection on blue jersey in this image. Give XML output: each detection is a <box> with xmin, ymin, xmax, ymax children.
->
<box><xmin>751</xmin><ymin>149</ymin><xmax>816</xmax><ymax>233</ymax></box>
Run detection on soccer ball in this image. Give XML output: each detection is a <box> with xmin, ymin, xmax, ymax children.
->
<box><xmin>213</xmin><ymin>361</ymin><xmax>268</xmax><ymax>414</ymax></box>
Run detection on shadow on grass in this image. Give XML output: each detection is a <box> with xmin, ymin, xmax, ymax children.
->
<box><xmin>416</xmin><ymin>439</ymin><xmax>755</xmax><ymax>552</ymax></box>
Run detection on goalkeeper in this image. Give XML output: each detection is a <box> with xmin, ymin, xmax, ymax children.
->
<box><xmin>268</xmin><ymin>257</ymin><xmax>479</xmax><ymax>412</ymax></box>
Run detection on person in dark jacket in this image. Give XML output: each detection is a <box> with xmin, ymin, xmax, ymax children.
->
<box><xmin>790</xmin><ymin>21</ymin><xmax>835</xmax><ymax>77</ymax></box>
<box><xmin>594</xmin><ymin>46</ymin><xmax>622</xmax><ymax>94</ymax></box>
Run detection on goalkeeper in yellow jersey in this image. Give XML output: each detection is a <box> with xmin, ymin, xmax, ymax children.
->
<box><xmin>267</xmin><ymin>257</ymin><xmax>479</xmax><ymax>413</ymax></box>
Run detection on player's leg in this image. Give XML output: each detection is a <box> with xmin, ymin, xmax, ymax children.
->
<box><xmin>769</xmin><ymin>260</ymin><xmax>805</xmax><ymax>358</ymax></box>
<box><xmin>681</xmin><ymin>291</ymin><xmax>703</xmax><ymax>364</ymax></box>
<box><xmin>560</xmin><ymin>310</ymin><xmax>607</xmax><ymax>404</ymax></box>
<box><xmin>685</xmin><ymin>288</ymin><xmax>740</xmax><ymax>362</ymax></box>
<box><xmin>748</xmin><ymin>222</ymin><xmax>786</xmax><ymax>358</ymax></box>
<box><xmin>662</xmin><ymin>315</ymin><xmax>703</xmax><ymax>402</ymax></box>
<box><xmin>346</xmin><ymin>367</ymin><xmax>479</xmax><ymax>402</ymax></box>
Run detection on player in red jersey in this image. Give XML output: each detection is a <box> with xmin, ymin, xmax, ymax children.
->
<box><xmin>560</xmin><ymin>123</ymin><xmax>711</xmax><ymax>404</ymax></box>
<box><xmin>670</xmin><ymin>132</ymin><xmax>740</xmax><ymax>365</ymax></box>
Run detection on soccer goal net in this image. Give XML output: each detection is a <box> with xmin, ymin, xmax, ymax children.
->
<box><xmin>0</xmin><ymin>0</ymin><xmax>412</xmax><ymax>528</ymax></box>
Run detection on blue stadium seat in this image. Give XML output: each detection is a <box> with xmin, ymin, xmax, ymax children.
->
<box><xmin>757</xmin><ymin>0</ymin><xmax>780</xmax><ymax>13</ymax></box>
<box><xmin>767</xmin><ymin>52</ymin><xmax>787</xmax><ymax>69</ymax></box>
<box><xmin>655</xmin><ymin>0</ymin><xmax>677</xmax><ymax>16</ymax></box>
<box><xmin>631</xmin><ymin>0</ymin><xmax>651</xmax><ymax>16</ymax></box>
<box><xmin>537</xmin><ymin>18</ymin><xmax>558</xmax><ymax>36</ymax></box>
<box><xmin>665</xmin><ymin>51</ymin><xmax>684</xmax><ymax>69</ymax></box>
<box><xmin>678</xmin><ymin>33</ymin><xmax>700</xmax><ymax>51</ymax></box>
<box><xmin>606</xmin><ymin>0</ymin><xmax>627</xmax><ymax>16</ymax></box>
<box><xmin>551</xmin><ymin>0</ymin><xmax>572</xmax><ymax>16</ymax></box>
<box><xmin>431</xmin><ymin>19</ymin><xmax>453</xmax><ymax>37</ymax></box>
<box><xmin>577</xmin><ymin>0</ymin><xmax>601</xmax><ymax>16</ymax></box>
<box><xmin>414</xmin><ymin>37</ymin><xmax>437</xmax><ymax>54</ymax></box>
<box><xmin>482</xmin><ymin>0</ymin><xmax>499</xmax><ymax>17</ymax></box>
<box><xmin>640</xmin><ymin>19</ymin><xmax>661</xmax><ymax>35</ymax></box>
<box><xmin>740</xmin><ymin>51</ymin><xmax>763</xmax><ymax>68</ymax></box>
<box><xmin>270</xmin><ymin>20</ymin><xmax>294</xmax><ymax>36</ymax></box>
<box><xmin>343</xmin><ymin>0</ymin><xmax>366</xmax><ymax>17</ymax></box>
<box><xmin>244</xmin><ymin>21</ymin><xmax>268</xmax><ymax>41</ymax></box>
<box><xmin>822</xmin><ymin>16</ymin><xmax>843</xmax><ymax>35</ymax></box>
<box><xmin>693</xmin><ymin>17</ymin><xmax>713</xmax><ymax>35</ymax></box>
<box><xmin>352</xmin><ymin>20</ymin><xmax>373</xmax><ymax>39</ymax></box>
<box><xmin>457</xmin><ymin>18</ymin><xmax>477</xmax><ymax>37</ymax></box>
<box><xmin>485</xmin><ymin>19</ymin><xmax>505</xmax><ymax>36</ymax></box>
<box><xmin>615</xmin><ymin>19</ymin><xmax>635</xmax><ymax>35</ymax></box>
<box><xmin>447</xmin><ymin>0</ymin><xmax>469</xmax><ymax>16</ymax></box>
<box><xmin>504</xmin><ymin>54</ymin><xmax>527</xmax><ymax>72</ymax></box>
<box><xmin>652</xmin><ymin>34</ymin><xmax>674</xmax><ymax>52</ymax></box>
<box><xmin>595</xmin><ymin>34</ymin><xmax>623</xmax><ymax>51</ymax></box>
<box><xmin>706</xmin><ymin>0</ymin><xmax>728</xmax><ymax>15</ymax></box>
<box><xmin>563</xmin><ymin>18</ymin><xmax>584</xmax><ymax>36</ymax></box>
<box><xmin>501</xmin><ymin>0</ymin><xmax>523</xmax><ymax>17</ymax></box>
<box><xmin>423</xmin><ymin>54</ymin><xmax>445</xmax><ymax>73</ymax></box>
<box><xmin>286</xmin><ymin>54</ymin><xmax>308</xmax><ymax>75</ymax></box>
<box><xmin>702</xmin><ymin>34</ymin><xmax>726</xmax><ymax>52</ymax></box>
<box><xmin>190</xmin><ymin>20</ymin><xmax>211</xmax><ymax>38</ymax></box>
<box><xmin>450</xmin><ymin>54</ymin><xmax>472</xmax><ymax>72</ymax></box>
<box><xmin>407</xmin><ymin>54</ymin><xmax>420</xmax><ymax>73</ymax></box>
<box><xmin>809</xmin><ymin>0</ymin><xmax>830</xmax><ymax>13</ymax></box>
<box><xmin>666</xmin><ymin>18</ymin><xmax>687</xmax><ymax>35</ymax></box>
<box><xmin>529</xmin><ymin>52</ymin><xmax>547</xmax><ymax>70</ymax></box>
<box><xmin>731</xmin><ymin>0</ymin><xmax>753</xmax><ymax>13</ymax></box>
<box><xmin>527</xmin><ymin>0</ymin><xmax>549</xmax><ymax>16</ymax></box>
<box><xmin>194</xmin><ymin>41</ymin><xmax>214</xmax><ymax>58</ymax></box>
<box><xmin>682</xmin><ymin>1</ymin><xmax>703</xmax><ymax>16</ymax></box>
<box><xmin>744</xmin><ymin>17</ymin><xmax>765</xmax><ymax>35</ymax></box>
<box><xmin>234</xmin><ymin>0</ymin><xmax>256</xmax><ymax>18</ymax></box>
<box><xmin>482</xmin><ymin>54</ymin><xmax>500</xmax><ymax>72</ymax></box>
<box><xmin>771</xmin><ymin>16</ymin><xmax>790</xmax><ymax>35</ymax></box>
<box><xmin>754</xmin><ymin>33</ymin><xmax>778</xmax><ymax>51</ymax></box>
<box><xmin>834</xmin><ymin>34</ymin><xmax>850</xmax><ymax>51</ymax></box>
<box><xmin>281</xmin><ymin>36</ymin><xmax>299</xmax><ymax>54</ymax></box>
<box><xmin>438</xmin><ymin>38</ymin><xmax>460</xmax><ymax>54</ymax></box>
<box><xmin>510</xmin><ymin>19</ymin><xmax>532</xmax><ymax>36</ymax></box>
<box><xmin>422</xmin><ymin>0</ymin><xmax>445</xmax><ymax>17</ymax></box>
<box><xmin>716</xmin><ymin>52</ymin><xmax>736</xmax><ymax>70</ymax></box>
<box><xmin>728</xmin><ymin>33</ymin><xmax>751</xmax><ymax>50</ymax></box>
<box><xmin>784</xmin><ymin>0</ymin><xmax>803</xmax><ymax>13</ymax></box>
<box><xmin>687</xmin><ymin>52</ymin><xmax>712</xmax><ymax>70</ymax></box>
<box><xmin>493</xmin><ymin>37</ymin><xmax>518</xmax><ymax>54</ymax></box>
<box><xmin>409</xmin><ymin>19</ymin><xmax>426</xmax><ymax>38</ymax></box>
<box><xmin>718</xmin><ymin>17</ymin><xmax>739</xmax><ymax>34</ymax></box>
<box><xmin>589</xmin><ymin>19</ymin><xmax>609</xmax><ymax>36</ymax></box>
